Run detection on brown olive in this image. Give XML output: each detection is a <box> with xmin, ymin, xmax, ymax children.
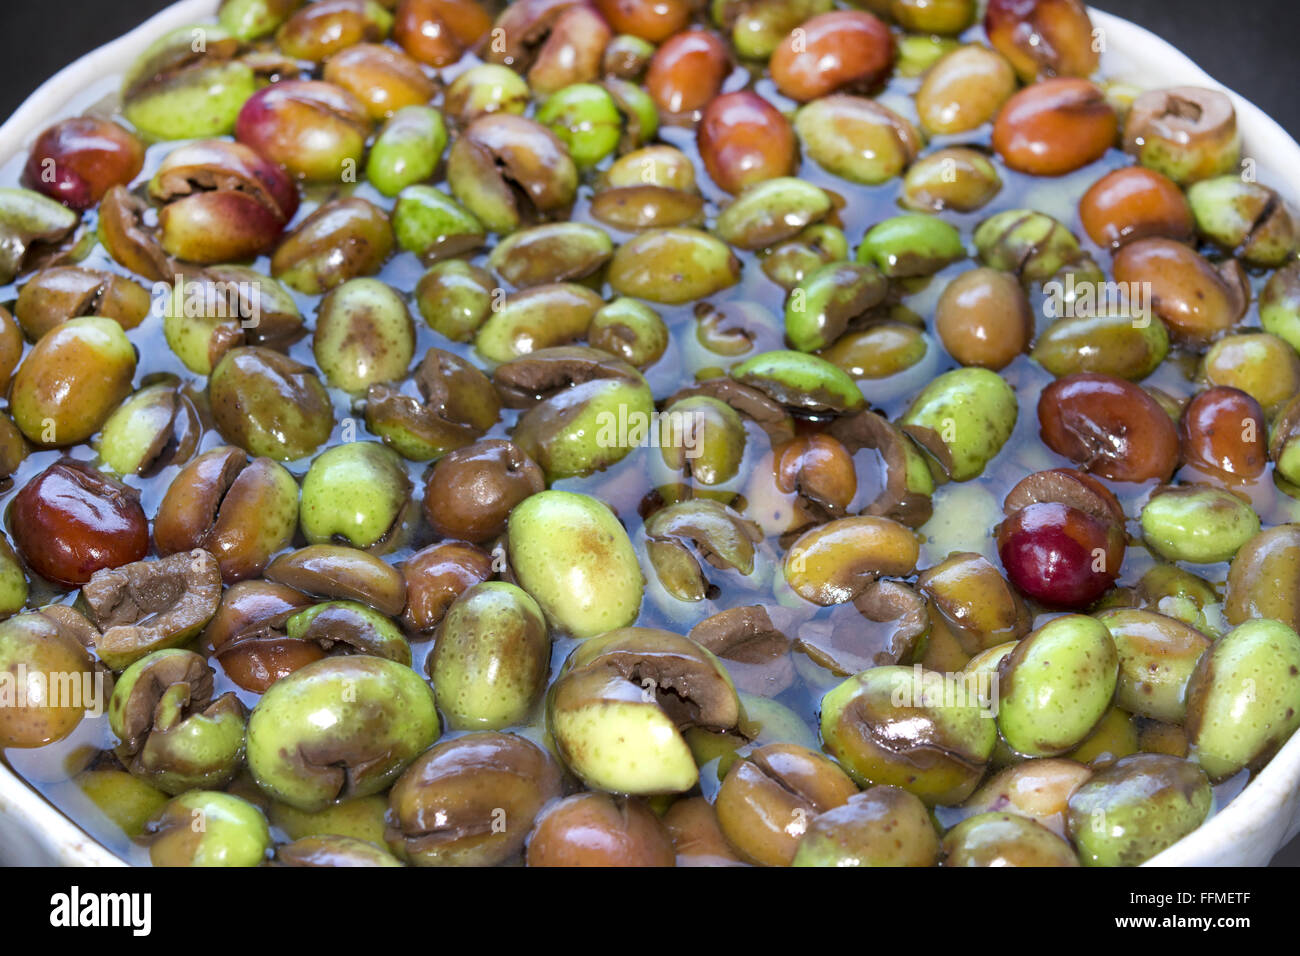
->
<box><xmin>697</xmin><ymin>91</ymin><xmax>796</xmax><ymax>194</ymax></box>
<box><xmin>386</xmin><ymin>732</ymin><xmax>563</xmax><ymax>866</ymax></box>
<box><xmin>235</xmin><ymin>80</ymin><xmax>371</xmax><ymax>184</ymax></box>
<box><xmin>394</xmin><ymin>0</ymin><xmax>493</xmax><ymax>67</ymax></box>
<box><xmin>10</xmin><ymin>460</ymin><xmax>148</xmax><ymax>588</ymax></box>
<box><xmin>916</xmin><ymin>45</ymin><xmax>1017</xmax><ymax>136</ymax></box>
<box><xmin>1178</xmin><ymin>387</ymin><xmax>1267</xmax><ymax>485</ymax></box>
<box><xmin>1225</xmin><ymin>526</ymin><xmax>1300</xmax><ymax>632</ymax></box>
<box><xmin>1038</xmin><ymin>373</ymin><xmax>1179</xmax><ymax>483</ymax></box>
<box><xmin>423</xmin><ymin>439</ymin><xmax>545</xmax><ymax>544</ymax></box>
<box><xmin>15</xmin><ymin>266</ymin><xmax>151</xmax><ymax>341</ymax></box>
<box><xmin>1079</xmin><ymin>166</ymin><xmax>1195</xmax><ymax>250</ymax></box>
<box><xmin>934</xmin><ymin>267</ymin><xmax>1033</xmax><ymax>370</ymax></box>
<box><xmin>526</xmin><ymin>5</ymin><xmax>612</xmax><ymax>93</ymax></box>
<box><xmin>323</xmin><ymin>44</ymin><xmax>437</xmax><ymax>121</ymax></box>
<box><xmin>400</xmin><ymin>541</ymin><xmax>495</xmax><ymax>635</ymax></box>
<box><xmin>205</xmin><ymin>580</ymin><xmax>320</xmax><ymax>693</ymax></box>
<box><xmin>992</xmin><ymin>78</ymin><xmax>1117</xmax><ymax>176</ymax></box>
<box><xmin>277</xmin><ymin>0</ymin><xmax>391</xmax><ymax>62</ymax></box>
<box><xmin>984</xmin><ymin>0</ymin><xmax>1099</xmax><ymax>81</ymax></box>
<box><xmin>662</xmin><ymin>797</ymin><xmax>743</xmax><ymax>866</ymax></box>
<box><xmin>594</xmin><ymin>0</ymin><xmax>691</xmax><ymax>42</ymax></box>
<box><xmin>1112</xmin><ymin>238</ymin><xmax>1248</xmax><ymax>344</ymax></box>
<box><xmin>526</xmin><ymin>793</ymin><xmax>676</xmax><ymax>867</ymax></box>
<box><xmin>209</xmin><ymin>347</ymin><xmax>335</xmax><ymax>462</ymax></box>
<box><xmin>769</xmin><ymin>11</ymin><xmax>894</xmax><ymax>103</ymax></box>
<box><xmin>0</xmin><ymin>306</ymin><xmax>22</xmax><ymax>391</ymax></box>
<box><xmin>0</xmin><ymin>612</ymin><xmax>97</xmax><ymax>747</ymax></box>
<box><xmin>714</xmin><ymin>743</ymin><xmax>858</xmax><ymax>866</ymax></box>
<box><xmin>646</xmin><ymin>29</ymin><xmax>729</xmax><ymax>119</ymax></box>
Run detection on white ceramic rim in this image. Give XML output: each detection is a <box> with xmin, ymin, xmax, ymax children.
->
<box><xmin>1</xmin><ymin>0</ymin><xmax>1299</xmax><ymax>867</ymax></box>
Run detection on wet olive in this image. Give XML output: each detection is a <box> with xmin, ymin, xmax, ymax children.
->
<box><xmin>934</xmin><ymin>268</ymin><xmax>1033</xmax><ymax>370</ymax></box>
<box><xmin>527</xmin><ymin>793</ymin><xmax>676</xmax><ymax>867</ymax></box>
<box><xmin>792</xmin><ymin>786</ymin><xmax>939</xmax><ymax>867</ymax></box>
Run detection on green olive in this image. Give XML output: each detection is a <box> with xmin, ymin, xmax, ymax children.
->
<box><xmin>300</xmin><ymin>442</ymin><xmax>412</xmax><ymax>549</ymax></box>
<box><xmin>792</xmin><ymin>786</ymin><xmax>939</xmax><ymax>867</ymax></box>
<box><xmin>942</xmin><ymin>811</ymin><xmax>1080</xmax><ymax>866</ymax></box>
<box><xmin>146</xmin><ymin>791</ymin><xmax>270</xmax><ymax>867</ymax></box>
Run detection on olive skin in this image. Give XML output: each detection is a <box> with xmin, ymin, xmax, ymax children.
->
<box><xmin>697</xmin><ymin>91</ymin><xmax>796</xmax><ymax>194</ymax></box>
<box><xmin>245</xmin><ymin>655</ymin><xmax>440</xmax><ymax>812</ymax></box>
<box><xmin>526</xmin><ymin>793</ymin><xmax>676</xmax><ymax>867</ymax></box>
<box><xmin>386</xmin><ymin>733</ymin><xmax>563</xmax><ymax>867</ymax></box>
<box><xmin>428</xmin><ymin>583</ymin><xmax>551</xmax><ymax>731</ymax></box>
<box><xmin>1067</xmin><ymin>753</ymin><xmax>1212</xmax><ymax>866</ymax></box>
<box><xmin>1095</xmin><ymin>609</ymin><xmax>1210</xmax><ymax>723</ymax></box>
<box><xmin>423</xmin><ymin>440</ymin><xmax>545</xmax><ymax>544</ymax></box>
<box><xmin>769</xmin><ymin>11</ymin><xmax>894</xmax><ymax>103</ymax></box>
<box><xmin>1079</xmin><ymin>167</ymin><xmax>1194</xmax><ymax>249</ymax></box>
<box><xmin>992</xmin><ymin>79</ymin><xmax>1117</xmax><ymax>176</ymax></box>
<box><xmin>146</xmin><ymin>791</ymin><xmax>271</xmax><ymax>868</ymax></box>
<box><xmin>25</xmin><ymin>116</ymin><xmax>145</xmax><ymax>212</ymax></box>
<box><xmin>10</xmin><ymin>460</ymin><xmax>148</xmax><ymax>588</ymax></box>
<box><xmin>1225</xmin><ymin>526</ymin><xmax>1300</xmax><ymax>631</ymax></box>
<box><xmin>942</xmin><ymin>812</ymin><xmax>1080</xmax><ymax>866</ymax></box>
<box><xmin>916</xmin><ymin>45</ymin><xmax>1016</xmax><ymax>135</ymax></box>
<box><xmin>209</xmin><ymin>347</ymin><xmax>335</xmax><ymax>462</ymax></box>
<box><xmin>0</xmin><ymin>612</ymin><xmax>97</xmax><ymax>748</ymax></box>
<box><xmin>985</xmin><ymin>0</ymin><xmax>1099</xmax><ymax>81</ymax></box>
<box><xmin>10</xmin><ymin>316</ymin><xmax>137</xmax><ymax>447</ymax></box>
<box><xmin>793</xmin><ymin>786</ymin><xmax>939</xmax><ymax>867</ymax></box>
<box><xmin>935</xmin><ymin>268</ymin><xmax>1033</xmax><ymax>371</ymax></box>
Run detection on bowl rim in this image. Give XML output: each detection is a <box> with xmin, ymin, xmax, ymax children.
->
<box><xmin>1</xmin><ymin>0</ymin><xmax>1299</xmax><ymax>867</ymax></box>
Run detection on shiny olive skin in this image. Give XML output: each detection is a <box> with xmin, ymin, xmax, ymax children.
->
<box><xmin>1112</xmin><ymin>238</ymin><xmax>1248</xmax><ymax>344</ymax></box>
<box><xmin>526</xmin><ymin>793</ymin><xmax>676</xmax><ymax>867</ymax></box>
<box><xmin>209</xmin><ymin>347</ymin><xmax>335</xmax><ymax>462</ymax></box>
<box><xmin>235</xmin><ymin>80</ymin><xmax>371</xmax><ymax>183</ymax></box>
<box><xmin>997</xmin><ymin>501</ymin><xmax>1124</xmax><ymax>609</ymax></box>
<box><xmin>993</xmin><ymin>78</ymin><xmax>1117</xmax><ymax>176</ymax></box>
<box><xmin>1038</xmin><ymin>373</ymin><xmax>1179</xmax><ymax>483</ymax></box>
<box><xmin>400</xmin><ymin>541</ymin><xmax>494</xmax><ymax>636</ymax></box>
<box><xmin>942</xmin><ymin>812</ymin><xmax>1080</xmax><ymax>866</ymax></box>
<box><xmin>10</xmin><ymin>460</ymin><xmax>148</xmax><ymax>587</ymax></box>
<box><xmin>1067</xmin><ymin>753</ymin><xmax>1212</xmax><ymax>866</ymax></box>
<box><xmin>1225</xmin><ymin>526</ymin><xmax>1300</xmax><ymax>631</ymax></box>
<box><xmin>916</xmin><ymin>45</ymin><xmax>1017</xmax><ymax>135</ymax></box>
<box><xmin>985</xmin><ymin>0</ymin><xmax>1099</xmax><ymax>81</ymax></box>
<box><xmin>792</xmin><ymin>786</ymin><xmax>939</xmax><ymax>867</ymax></box>
<box><xmin>1079</xmin><ymin>166</ymin><xmax>1194</xmax><ymax>249</ymax></box>
<box><xmin>394</xmin><ymin>0</ymin><xmax>492</xmax><ymax>66</ymax></box>
<box><xmin>25</xmin><ymin>117</ymin><xmax>145</xmax><ymax>212</ymax></box>
<box><xmin>423</xmin><ymin>439</ymin><xmax>545</xmax><ymax>543</ymax></box>
<box><xmin>146</xmin><ymin>791</ymin><xmax>271</xmax><ymax>867</ymax></box>
<box><xmin>935</xmin><ymin>268</ymin><xmax>1032</xmax><ymax>371</ymax></box>
<box><xmin>769</xmin><ymin>11</ymin><xmax>894</xmax><ymax>103</ymax></box>
<box><xmin>386</xmin><ymin>732</ymin><xmax>562</xmax><ymax>866</ymax></box>
<box><xmin>0</xmin><ymin>612</ymin><xmax>96</xmax><ymax>747</ymax></box>
<box><xmin>697</xmin><ymin>91</ymin><xmax>797</xmax><ymax>194</ymax></box>
<box><xmin>646</xmin><ymin>29</ymin><xmax>729</xmax><ymax>117</ymax></box>
<box><xmin>205</xmin><ymin>580</ymin><xmax>320</xmax><ymax>692</ymax></box>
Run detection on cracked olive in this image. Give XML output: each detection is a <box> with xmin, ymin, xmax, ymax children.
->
<box><xmin>715</xmin><ymin>742</ymin><xmax>857</xmax><ymax>866</ymax></box>
<box><xmin>272</xmin><ymin>197</ymin><xmax>395</xmax><ymax>295</ymax></box>
<box><xmin>784</xmin><ymin>516</ymin><xmax>918</xmax><ymax>606</ymax></box>
<box><xmin>901</xmin><ymin>367</ymin><xmax>1018</xmax><ymax>481</ymax></box>
<box><xmin>236</xmin><ymin>80</ymin><xmax>371</xmax><ymax>183</ymax></box>
<box><xmin>386</xmin><ymin>732</ymin><xmax>562</xmax><ymax>866</ymax></box>
<box><xmin>1185</xmin><ymin>619</ymin><xmax>1300</xmax><ymax>781</ymax></box>
<box><xmin>792</xmin><ymin>786</ymin><xmax>938</xmax><ymax>867</ymax></box>
<box><xmin>247</xmin><ymin>655</ymin><xmax>440</xmax><ymax>811</ymax></box>
<box><xmin>1114</xmin><ymin>239</ymin><xmax>1248</xmax><ymax>344</ymax></box>
<box><xmin>10</xmin><ymin>461</ymin><xmax>148</xmax><ymax>588</ymax></box>
<box><xmin>997</xmin><ymin>614</ymin><xmax>1119</xmax><ymax>758</ymax></box>
<box><xmin>1123</xmin><ymin>86</ymin><xmax>1241</xmax><ymax>185</ymax></box>
<box><xmin>1186</xmin><ymin>175</ymin><xmax>1297</xmax><ymax>268</ymax></box>
<box><xmin>121</xmin><ymin>26</ymin><xmax>256</xmax><ymax>141</ymax></box>
<box><xmin>324</xmin><ymin>43</ymin><xmax>434</xmax><ymax>122</ymax></box>
<box><xmin>958</xmin><ymin>758</ymin><xmax>1092</xmax><ymax>836</ymax></box>
<box><xmin>210</xmin><ymin>347</ymin><xmax>335</xmax><ymax>462</ymax></box>
<box><xmin>278</xmin><ymin>1</ymin><xmax>392</xmax><ymax>62</ymax></box>
<box><xmin>392</xmin><ymin>186</ymin><xmax>485</xmax><ymax>264</ymax></box>
<box><xmin>731</xmin><ymin>349</ymin><xmax>865</xmax><ymax>415</ymax></box>
<box><xmin>400</xmin><ymin>541</ymin><xmax>494</xmax><ymax>636</ymax></box>
<box><xmin>796</xmin><ymin>95</ymin><xmax>920</xmax><ymax>185</ymax></box>
<box><xmin>508</xmin><ymin>490</ymin><xmax>643</xmax><ymax>639</ymax></box>
<box><xmin>146</xmin><ymin>791</ymin><xmax>270</xmax><ymax>867</ymax></box>
<box><xmin>266</xmin><ymin>545</ymin><xmax>407</xmax><ymax>618</ymax></box>
<box><xmin>821</xmin><ymin>665</ymin><xmax>997</xmax><ymax>804</ymax></box>
<box><xmin>785</xmin><ymin>261</ymin><xmax>888</xmax><ymax>353</ymax></box>
<box><xmin>429</xmin><ymin>582</ymin><xmax>550</xmax><ymax>730</ymax></box>
<box><xmin>368</xmin><ymin>345</ymin><xmax>498</xmax><ymax>462</ymax></box>
<box><xmin>1096</xmin><ymin>608</ymin><xmax>1210</xmax><ymax>724</ymax></box>
<box><xmin>1067</xmin><ymin>753</ymin><xmax>1212</xmax><ymax>866</ymax></box>
<box><xmin>445</xmin><ymin>64</ymin><xmax>530</xmax><ymax>122</ymax></box>
<box><xmin>985</xmin><ymin>0</ymin><xmax>1099</xmax><ymax>81</ymax></box>
<box><xmin>424</xmin><ymin>439</ymin><xmax>544</xmax><ymax>543</ymax></box>
<box><xmin>95</xmin><ymin>381</ymin><xmax>201</xmax><ymax>477</ymax></box>
<box><xmin>588</xmin><ymin>298</ymin><xmax>669</xmax><ymax>369</ymax></box>
<box><xmin>301</xmin><ymin>442</ymin><xmax>412</xmax><ymax>550</ymax></box>
<box><xmin>1038</xmin><ymin>373</ymin><xmax>1179</xmax><ymax>483</ymax></box>
<box><xmin>716</xmin><ymin>178</ymin><xmax>833</xmax><ymax>253</ymax></box>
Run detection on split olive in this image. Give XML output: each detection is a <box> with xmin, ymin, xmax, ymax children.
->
<box><xmin>900</xmin><ymin>367</ymin><xmax>1018</xmax><ymax>481</ymax></box>
<box><xmin>265</xmin><ymin>545</ymin><xmax>407</xmax><ymax>618</ymax></box>
<box><xmin>300</xmin><ymin>442</ymin><xmax>412</xmax><ymax>550</ymax></box>
<box><xmin>423</xmin><ymin>439</ymin><xmax>545</xmax><ymax>543</ymax></box>
<box><xmin>392</xmin><ymin>186</ymin><xmax>486</xmax><ymax>263</ymax></box>
<box><xmin>820</xmin><ymin>665</ymin><xmax>997</xmax><ymax>804</ymax></box>
<box><xmin>1095</xmin><ymin>608</ymin><xmax>1211</xmax><ymax>723</ymax></box>
<box><xmin>588</xmin><ymin>298</ymin><xmax>669</xmax><ymax>369</ymax></box>
<box><xmin>783</xmin><ymin>516</ymin><xmax>919</xmax><ymax>606</ymax></box>
<box><xmin>146</xmin><ymin>791</ymin><xmax>270</xmax><ymax>867</ymax></box>
<box><xmin>246</xmin><ymin>655</ymin><xmax>440</xmax><ymax>811</ymax></box>
<box><xmin>526</xmin><ymin>792</ymin><xmax>676</xmax><ymax>867</ymax></box>
<box><xmin>785</xmin><ymin>262</ymin><xmax>888</xmax><ymax>353</ymax></box>
<box><xmin>399</xmin><ymin>541</ymin><xmax>494</xmax><ymax>637</ymax></box>
<box><xmin>1123</xmin><ymin>86</ymin><xmax>1241</xmax><ymax>186</ymax></box>
<box><xmin>122</xmin><ymin>25</ymin><xmax>256</xmax><ymax>141</ymax></box>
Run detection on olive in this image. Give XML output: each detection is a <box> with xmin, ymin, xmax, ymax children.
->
<box><xmin>821</xmin><ymin>665</ymin><xmax>997</xmax><ymax>804</ymax></box>
<box><xmin>527</xmin><ymin>793</ymin><xmax>676</xmax><ymax>867</ymax></box>
<box><xmin>498</xmin><ymin>2</ymin><xmax>611</xmax><ymax>94</ymax></box>
<box><xmin>770</xmin><ymin>11</ymin><xmax>894</xmax><ymax>102</ymax></box>
<box><xmin>444</xmin><ymin>65</ymin><xmax>530</xmax><ymax>123</ymax></box>
<box><xmin>958</xmin><ymin>758</ymin><xmax>1092</xmax><ymax>836</ymax></box>
<box><xmin>313</xmin><ymin>279</ymin><xmax>415</xmax><ymax>394</ymax></box>
<box><xmin>368</xmin><ymin>106</ymin><xmax>448</xmax><ymax>197</ymax></box>
<box><xmin>857</xmin><ymin>214</ymin><xmax>965</xmax><ymax>279</ymax></box>
<box><xmin>24</xmin><ymin>117</ymin><xmax>145</xmax><ymax>212</ymax></box>
<box><xmin>942</xmin><ymin>812</ymin><xmax>1080</xmax><ymax>866</ymax></box>
<box><xmin>324</xmin><ymin>43</ymin><xmax>435</xmax><ymax>122</ymax></box>
<box><xmin>714</xmin><ymin>743</ymin><xmax>857</xmax><ymax>866</ymax></box>
<box><xmin>1202</xmin><ymin>333</ymin><xmax>1300</xmax><ymax>415</ymax></box>
<box><xmin>1261</xmin><ymin>261</ymin><xmax>1300</xmax><ymax>354</ymax></box>
<box><xmin>394</xmin><ymin>0</ymin><xmax>492</xmax><ymax>66</ymax></box>
<box><xmin>984</xmin><ymin>0</ymin><xmax>1099</xmax><ymax>81</ymax></box>
<box><xmin>386</xmin><ymin>732</ymin><xmax>563</xmax><ymax>866</ymax></box>
<box><xmin>400</xmin><ymin>541</ymin><xmax>493</xmax><ymax>636</ymax></box>
<box><xmin>1095</xmin><ymin>608</ymin><xmax>1210</xmax><ymax>724</ymax></box>
<box><xmin>1225</xmin><ymin>526</ymin><xmax>1300</xmax><ymax>632</ymax></box>
<box><xmin>1032</xmin><ymin>310</ymin><xmax>1169</xmax><ymax>382</ymax></box>
<box><xmin>218</xmin><ymin>0</ymin><xmax>300</xmax><ymax>42</ymax></box>
<box><xmin>121</xmin><ymin>26</ymin><xmax>256</xmax><ymax>141</ymax></box>
<box><xmin>536</xmin><ymin>84</ymin><xmax>623</xmax><ymax>168</ymax></box>
<box><xmin>796</xmin><ymin>95</ymin><xmax>920</xmax><ymax>185</ymax></box>
<box><xmin>1079</xmin><ymin>166</ymin><xmax>1195</xmax><ymax>250</ymax></box>
<box><xmin>74</xmin><ymin>769</ymin><xmax>170</xmax><ymax>839</ymax></box>
<box><xmin>209</xmin><ymin>347</ymin><xmax>335</xmax><ymax>462</ymax></box>
<box><xmin>588</xmin><ymin>299</ymin><xmax>669</xmax><ymax>369</ymax></box>
<box><xmin>272</xmin><ymin>197</ymin><xmax>395</xmax><ymax>295</ymax></box>
<box><xmin>997</xmin><ymin>614</ymin><xmax>1119</xmax><ymax>757</ymax></box>
<box><xmin>1185</xmin><ymin>619</ymin><xmax>1300</xmax><ymax>781</ymax></box>
<box><xmin>206</xmin><ymin>581</ymin><xmax>320</xmax><ymax>693</ymax></box>
<box><xmin>917</xmin><ymin>551</ymin><xmax>1031</xmax><ymax>656</ymax></box>
<box><xmin>1037</xmin><ymin>373</ymin><xmax>1179</xmax><ymax>483</ymax></box>
<box><xmin>662</xmin><ymin>797</ymin><xmax>743</xmax><ymax>866</ymax></box>
<box><xmin>902</xmin><ymin>148</ymin><xmax>1002</xmax><ymax>213</ymax></box>
<box><xmin>1123</xmin><ymin>86</ymin><xmax>1241</xmax><ymax>185</ymax></box>
<box><xmin>1067</xmin><ymin>753</ymin><xmax>1212</xmax><ymax>866</ymax></box>
<box><xmin>1140</xmin><ymin>485</ymin><xmax>1259</xmax><ymax>565</ymax></box>
<box><xmin>934</xmin><ymin>268</ymin><xmax>1033</xmax><ymax>370</ymax></box>
<box><xmin>146</xmin><ymin>791</ymin><xmax>271</xmax><ymax>867</ymax></box>
<box><xmin>646</xmin><ymin>29</ymin><xmax>730</xmax><ymax>118</ymax></box>
<box><xmin>697</xmin><ymin>91</ymin><xmax>796</xmax><ymax>194</ymax></box>
<box><xmin>300</xmin><ymin>442</ymin><xmax>413</xmax><ymax>550</ymax></box>
<box><xmin>0</xmin><ymin>612</ymin><xmax>96</xmax><ymax>748</ymax></box>
<box><xmin>266</xmin><ymin>545</ymin><xmax>407</xmax><ymax>618</ymax></box>
<box><xmin>428</xmin><ymin>583</ymin><xmax>550</xmax><ymax>730</ymax></box>
<box><xmin>246</xmin><ymin>655</ymin><xmax>440</xmax><ymax>811</ymax></box>
<box><xmin>1113</xmin><ymin>239</ymin><xmax>1248</xmax><ymax>344</ymax></box>
<box><xmin>235</xmin><ymin>80</ymin><xmax>371</xmax><ymax>183</ymax></box>
<box><xmin>415</xmin><ymin>260</ymin><xmax>495</xmax><ymax>342</ymax></box>
<box><xmin>993</xmin><ymin>78</ymin><xmax>1117</xmax><ymax>176</ymax></box>
<box><xmin>609</xmin><ymin>229</ymin><xmax>740</xmax><ymax>305</ymax></box>
<box><xmin>916</xmin><ymin>45</ymin><xmax>1017</xmax><ymax>136</ymax></box>
<box><xmin>792</xmin><ymin>786</ymin><xmax>939</xmax><ymax>867</ymax></box>
<box><xmin>10</xmin><ymin>461</ymin><xmax>148</xmax><ymax>588</ymax></box>
<box><xmin>277</xmin><ymin>0</ymin><xmax>392</xmax><ymax>62</ymax></box>
<box><xmin>423</xmin><ymin>439</ymin><xmax>545</xmax><ymax>544</ymax></box>
<box><xmin>901</xmin><ymin>367</ymin><xmax>1018</xmax><ymax>481</ymax></box>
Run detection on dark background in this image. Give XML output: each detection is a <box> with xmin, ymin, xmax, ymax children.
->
<box><xmin>3</xmin><ymin>0</ymin><xmax>1300</xmax><ymax>865</ymax></box>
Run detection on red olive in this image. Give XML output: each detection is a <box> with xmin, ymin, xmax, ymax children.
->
<box><xmin>400</xmin><ymin>541</ymin><xmax>495</xmax><ymax>635</ymax></box>
<box><xmin>1178</xmin><ymin>386</ymin><xmax>1267</xmax><ymax>485</ymax></box>
<box><xmin>646</xmin><ymin>29</ymin><xmax>730</xmax><ymax>119</ymax></box>
<box><xmin>985</xmin><ymin>0</ymin><xmax>1100</xmax><ymax>82</ymax></box>
<box><xmin>1078</xmin><ymin>166</ymin><xmax>1194</xmax><ymax>250</ymax></box>
<box><xmin>394</xmin><ymin>0</ymin><xmax>494</xmax><ymax>66</ymax></box>
<box><xmin>526</xmin><ymin>792</ymin><xmax>676</xmax><ymax>866</ymax></box>
<box><xmin>770</xmin><ymin>11</ymin><xmax>895</xmax><ymax>103</ymax></box>
<box><xmin>998</xmin><ymin>502</ymin><xmax>1124</xmax><ymax>608</ymax></box>
<box><xmin>1038</xmin><ymin>373</ymin><xmax>1180</xmax><ymax>483</ymax></box>
<box><xmin>993</xmin><ymin>78</ymin><xmax>1117</xmax><ymax>176</ymax></box>
<box><xmin>1112</xmin><ymin>238</ymin><xmax>1248</xmax><ymax>344</ymax></box>
<box><xmin>24</xmin><ymin>117</ymin><xmax>145</xmax><ymax>211</ymax></box>
<box><xmin>9</xmin><ymin>460</ymin><xmax>148</xmax><ymax>587</ymax></box>
<box><xmin>697</xmin><ymin>91</ymin><xmax>796</xmax><ymax>194</ymax></box>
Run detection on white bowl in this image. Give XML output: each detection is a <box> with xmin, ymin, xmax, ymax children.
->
<box><xmin>2</xmin><ymin>1</ymin><xmax>1299</xmax><ymax>867</ymax></box>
